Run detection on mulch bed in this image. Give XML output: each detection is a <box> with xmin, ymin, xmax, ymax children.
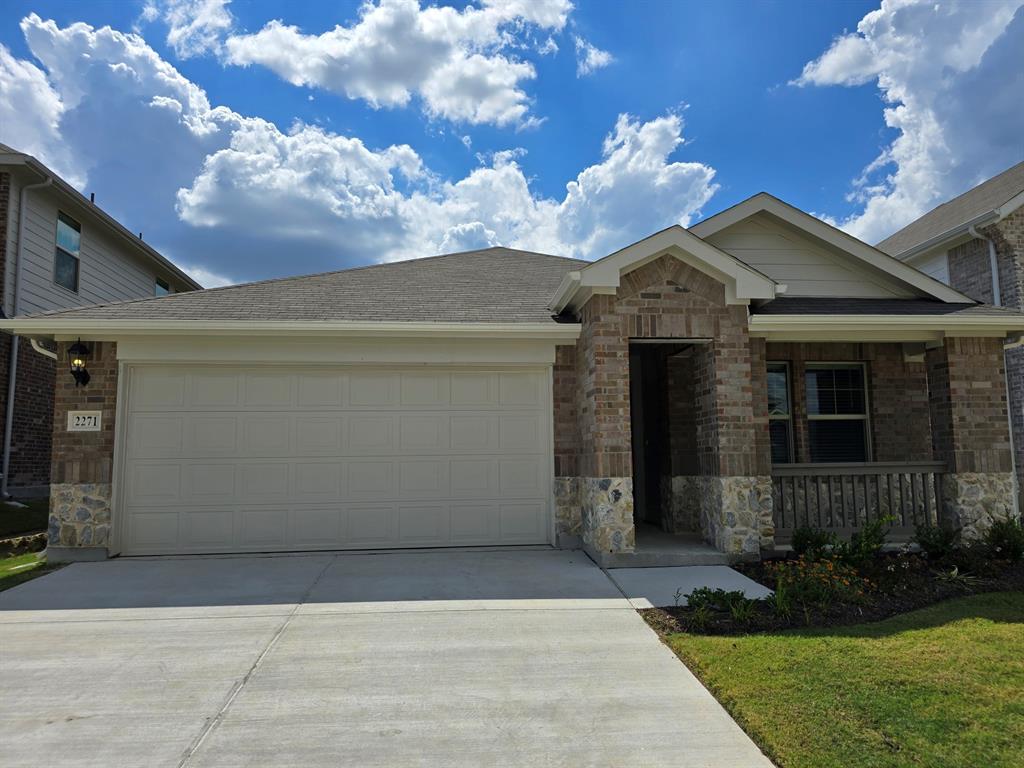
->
<box><xmin>641</xmin><ymin>554</ymin><xmax>1024</xmax><ymax>637</ymax></box>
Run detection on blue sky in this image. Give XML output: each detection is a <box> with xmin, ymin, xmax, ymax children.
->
<box><xmin>1</xmin><ymin>0</ymin><xmax>1021</xmax><ymax>286</ymax></box>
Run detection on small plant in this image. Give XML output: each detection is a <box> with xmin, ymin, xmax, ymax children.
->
<box><xmin>934</xmin><ymin>566</ymin><xmax>982</xmax><ymax>589</ymax></box>
<box><xmin>791</xmin><ymin>526</ymin><xmax>837</xmax><ymax>559</ymax></box>
<box><xmin>683</xmin><ymin>586</ymin><xmax>718</xmax><ymax>610</ymax></box>
<box><xmin>914</xmin><ymin>522</ymin><xmax>961</xmax><ymax>560</ymax></box>
<box><xmin>838</xmin><ymin>515</ymin><xmax>896</xmax><ymax>567</ymax></box>
<box><xmin>729</xmin><ymin>596</ymin><xmax>757</xmax><ymax>625</ymax></box>
<box><xmin>688</xmin><ymin>604</ymin><xmax>712</xmax><ymax>632</ymax></box>
<box><xmin>769</xmin><ymin>582</ymin><xmax>792</xmax><ymax>619</ymax></box>
<box><xmin>765</xmin><ymin>555</ymin><xmax>871</xmax><ymax>610</ymax></box>
<box><xmin>983</xmin><ymin>517</ymin><xmax>1024</xmax><ymax>562</ymax></box>
<box><xmin>673</xmin><ymin>587</ymin><xmax>684</xmax><ymax>607</ymax></box>
<box><xmin>683</xmin><ymin>587</ymin><xmax>748</xmax><ymax>612</ymax></box>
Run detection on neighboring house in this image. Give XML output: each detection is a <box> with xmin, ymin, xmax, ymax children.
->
<box><xmin>877</xmin><ymin>161</ymin><xmax>1024</xmax><ymax>510</ymax></box>
<box><xmin>4</xmin><ymin>192</ymin><xmax>1024</xmax><ymax>563</ymax></box>
<box><xmin>0</xmin><ymin>143</ymin><xmax>201</xmax><ymax>496</ymax></box>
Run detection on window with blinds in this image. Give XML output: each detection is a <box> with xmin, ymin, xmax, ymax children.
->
<box><xmin>805</xmin><ymin>363</ymin><xmax>870</xmax><ymax>463</ymax></box>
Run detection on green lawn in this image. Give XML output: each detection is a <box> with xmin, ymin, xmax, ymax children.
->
<box><xmin>0</xmin><ymin>497</ymin><xmax>49</xmax><ymax>538</ymax></box>
<box><xmin>0</xmin><ymin>552</ymin><xmax>62</xmax><ymax>592</ymax></box>
<box><xmin>666</xmin><ymin>592</ymin><xmax>1024</xmax><ymax>768</ymax></box>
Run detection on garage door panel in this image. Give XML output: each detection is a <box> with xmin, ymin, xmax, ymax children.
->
<box><xmin>242</xmin><ymin>372</ymin><xmax>293</xmax><ymax>407</ymax></box>
<box><xmin>129</xmin><ymin>415</ymin><xmax>183</xmax><ymax>458</ymax></box>
<box><xmin>189</xmin><ymin>371</ymin><xmax>240</xmax><ymax>408</ymax></box>
<box><xmin>397</xmin><ymin>503</ymin><xmax>449</xmax><ymax>545</ymax></box>
<box><xmin>121</xmin><ymin>366</ymin><xmax>551</xmax><ymax>554</ymax></box>
<box><xmin>242</xmin><ymin>415</ymin><xmax>292</xmax><ymax>456</ymax></box>
<box><xmin>187</xmin><ymin>417</ymin><xmax>238</xmax><ymax>456</ymax></box>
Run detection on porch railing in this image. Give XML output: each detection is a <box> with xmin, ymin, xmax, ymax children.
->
<box><xmin>771</xmin><ymin>462</ymin><xmax>946</xmax><ymax>543</ymax></box>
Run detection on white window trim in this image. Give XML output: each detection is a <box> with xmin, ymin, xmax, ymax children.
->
<box><xmin>54</xmin><ymin>211</ymin><xmax>81</xmax><ymax>295</ymax></box>
<box><xmin>804</xmin><ymin>361</ymin><xmax>873</xmax><ymax>463</ymax></box>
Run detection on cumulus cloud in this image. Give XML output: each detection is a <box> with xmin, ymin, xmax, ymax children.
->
<box><xmin>178</xmin><ymin>262</ymin><xmax>233</xmax><ymax>287</ymax></box>
<box><xmin>0</xmin><ymin>44</ymin><xmax>83</xmax><ymax>186</ymax></box>
<box><xmin>0</xmin><ymin>14</ymin><xmax>716</xmax><ymax>284</ymax></box>
<box><xmin>795</xmin><ymin>0</ymin><xmax>1024</xmax><ymax>243</ymax></box>
<box><xmin>223</xmin><ymin>0</ymin><xmax>572</xmax><ymax>127</ymax></box>
<box><xmin>150</xmin><ymin>0</ymin><xmax>235</xmax><ymax>59</ymax></box>
<box><xmin>573</xmin><ymin>35</ymin><xmax>612</xmax><ymax>77</ymax></box>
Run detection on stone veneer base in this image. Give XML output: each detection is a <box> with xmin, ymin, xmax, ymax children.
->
<box><xmin>49</xmin><ymin>482</ymin><xmax>112</xmax><ymax>550</ymax></box>
<box><xmin>941</xmin><ymin>472</ymin><xmax>1018</xmax><ymax>540</ymax></box>
<box><xmin>696</xmin><ymin>475</ymin><xmax>774</xmax><ymax>556</ymax></box>
<box><xmin>580</xmin><ymin>477</ymin><xmax>635</xmax><ymax>554</ymax></box>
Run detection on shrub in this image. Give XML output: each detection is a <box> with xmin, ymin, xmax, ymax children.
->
<box><xmin>914</xmin><ymin>523</ymin><xmax>961</xmax><ymax>560</ymax></box>
<box><xmin>837</xmin><ymin>516</ymin><xmax>895</xmax><ymax>568</ymax></box>
<box><xmin>790</xmin><ymin>526</ymin><xmax>837</xmax><ymax>559</ymax></box>
<box><xmin>688</xmin><ymin>604</ymin><xmax>712</xmax><ymax>632</ymax></box>
<box><xmin>684</xmin><ymin>587</ymin><xmax>748</xmax><ymax>612</ymax></box>
<box><xmin>983</xmin><ymin>517</ymin><xmax>1024</xmax><ymax>562</ymax></box>
<box><xmin>765</xmin><ymin>555</ymin><xmax>871</xmax><ymax>610</ymax></box>
<box><xmin>768</xmin><ymin>581</ymin><xmax>792</xmax><ymax>618</ymax></box>
<box><xmin>729</xmin><ymin>597</ymin><xmax>757</xmax><ymax>625</ymax></box>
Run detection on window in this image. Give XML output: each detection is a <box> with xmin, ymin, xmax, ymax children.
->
<box><xmin>805</xmin><ymin>363</ymin><xmax>870</xmax><ymax>462</ymax></box>
<box><xmin>767</xmin><ymin>362</ymin><xmax>794</xmax><ymax>463</ymax></box>
<box><xmin>155</xmin><ymin>277</ymin><xmax>171</xmax><ymax>296</ymax></box>
<box><xmin>54</xmin><ymin>212</ymin><xmax>81</xmax><ymax>293</ymax></box>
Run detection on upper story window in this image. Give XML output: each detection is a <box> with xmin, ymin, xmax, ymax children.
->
<box><xmin>54</xmin><ymin>212</ymin><xmax>81</xmax><ymax>293</ymax></box>
<box><xmin>155</xmin><ymin>277</ymin><xmax>171</xmax><ymax>296</ymax></box>
<box><xmin>805</xmin><ymin>363</ymin><xmax>871</xmax><ymax>463</ymax></box>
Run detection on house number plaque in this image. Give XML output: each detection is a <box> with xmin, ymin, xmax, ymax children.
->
<box><xmin>67</xmin><ymin>411</ymin><xmax>102</xmax><ymax>432</ymax></box>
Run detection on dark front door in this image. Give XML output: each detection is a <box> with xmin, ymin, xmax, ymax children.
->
<box><xmin>629</xmin><ymin>345</ymin><xmax>668</xmax><ymax>526</ymax></box>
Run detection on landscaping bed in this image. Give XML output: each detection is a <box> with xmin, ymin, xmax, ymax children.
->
<box><xmin>643</xmin><ymin>517</ymin><xmax>1024</xmax><ymax>636</ymax></box>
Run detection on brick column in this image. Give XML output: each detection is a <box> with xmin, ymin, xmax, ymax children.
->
<box><xmin>926</xmin><ymin>337</ymin><xmax>1016</xmax><ymax>538</ymax></box>
<box><xmin>48</xmin><ymin>341</ymin><xmax>118</xmax><ymax>561</ymax></box>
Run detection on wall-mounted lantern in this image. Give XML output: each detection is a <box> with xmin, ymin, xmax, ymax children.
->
<box><xmin>68</xmin><ymin>339</ymin><xmax>91</xmax><ymax>387</ymax></box>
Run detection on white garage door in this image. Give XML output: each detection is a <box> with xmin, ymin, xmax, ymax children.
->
<box><xmin>119</xmin><ymin>366</ymin><xmax>552</xmax><ymax>555</ymax></box>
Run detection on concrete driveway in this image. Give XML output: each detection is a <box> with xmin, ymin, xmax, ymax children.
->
<box><xmin>0</xmin><ymin>549</ymin><xmax>771</xmax><ymax>767</ymax></box>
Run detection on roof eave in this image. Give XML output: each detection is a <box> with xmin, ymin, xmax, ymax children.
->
<box><xmin>749</xmin><ymin>312</ymin><xmax>1024</xmax><ymax>341</ymax></box>
<box><xmin>0</xmin><ymin>318</ymin><xmax>582</xmax><ymax>342</ymax></box>
<box><xmin>893</xmin><ymin>189</ymin><xmax>1024</xmax><ymax>261</ymax></box>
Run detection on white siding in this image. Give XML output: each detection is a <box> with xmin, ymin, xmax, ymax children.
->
<box><xmin>704</xmin><ymin>212</ymin><xmax>916</xmax><ymax>298</ymax></box>
<box><xmin>4</xmin><ymin>169</ymin><xmax>189</xmax><ymax>317</ymax></box>
<box><xmin>907</xmin><ymin>249</ymin><xmax>951</xmax><ymax>285</ymax></box>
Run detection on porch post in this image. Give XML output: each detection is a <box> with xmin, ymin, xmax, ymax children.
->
<box><xmin>692</xmin><ymin>327</ymin><xmax>774</xmax><ymax>555</ymax></box>
<box><xmin>926</xmin><ymin>337</ymin><xmax>1017</xmax><ymax>538</ymax></box>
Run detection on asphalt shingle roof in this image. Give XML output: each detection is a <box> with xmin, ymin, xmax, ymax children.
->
<box><xmin>876</xmin><ymin>161</ymin><xmax>1024</xmax><ymax>256</ymax></box>
<box><xmin>28</xmin><ymin>247</ymin><xmax>587</xmax><ymax>324</ymax></box>
<box><xmin>751</xmin><ymin>297</ymin><xmax>1024</xmax><ymax>318</ymax></box>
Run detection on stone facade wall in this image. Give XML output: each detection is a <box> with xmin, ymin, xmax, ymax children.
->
<box><xmin>553</xmin><ymin>476</ymin><xmax>581</xmax><ymax>542</ymax></box>
<box><xmin>49</xmin><ymin>341</ymin><xmax>118</xmax><ymax>557</ymax></box>
<box><xmin>941</xmin><ymin>472</ymin><xmax>1016</xmax><ymax>541</ymax></box>
<box><xmin>0</xmin><ymin>334</ymin><xmax>56</xmax><ymax>489</ymax></box>
<box><xmin>697</xmin><ymin>475</ymin><xmax>774</xmax><ymax>555</ymax></box>
<box><xmin>766</xmin><ymin>342</ymin><xmax>932</xmax><ymax>463</ymax></box>
<box><xmin>579</xmin><ymin>477</ymin><xmax>634</xmax><ymax>553</ymax></box>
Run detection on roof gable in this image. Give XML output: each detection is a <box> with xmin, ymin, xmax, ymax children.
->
<box><xmin>690</xmin><ymin>193</ymin><xmax>972</xmax><ymax>303</ymax></box>
<box><xmin>550</xmin><ymin>225</ymin><xmax>778</xmax><ymax>312</ymax></box>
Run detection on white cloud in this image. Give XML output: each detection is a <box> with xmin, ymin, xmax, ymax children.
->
<box><xmin>223</xmin><ymin>0</ymin><xmax>573</xmax><ymax>127</ymax></box>
<box><xmin>178</xmin><ymin>262</ymin><xmax>233</xmax><ymax>287</ymax></box>
<box><xmin>159</xmin><ymin>0</ymin><xmax>234</xmax><ymax>59</ymax></box>
<box><xmin>1</xmin><ymin>14</ymin><xmax>715</xmax><ymax>284</ymax></box>
<box><xmin>0</xmin><ymin>43</ymin><xmax>83</xmax><ymax>186</ymax></box>
<box><xmin>573</xmin><ymin>35</ymin><xmax>612</xmax><ymax>77</ymax></box>
<box><xmin>795</xmin><ymin>0</ymin><xmax>1024</xmax><ymax>243</ymax></box>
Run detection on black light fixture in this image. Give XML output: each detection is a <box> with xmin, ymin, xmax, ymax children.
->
<box><xmin>68</xmin><ymin>339</ymin><xmax>91</xmax><ymax>387</ymax></box>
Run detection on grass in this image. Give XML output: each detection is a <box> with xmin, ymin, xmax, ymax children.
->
<box><xmin>666</xmin><ymin>592</ymin><xmax>1024</xmax><ymax>768</ymax></box>
<box><xmin>0</xmin><ymin>497</ymin><xmax>49</xmax><ymax>538</ymax></box>
<box><xmin>0</xmin><ymin>552</ymin><xmax>62</xmax><ymax>592</ymax></box>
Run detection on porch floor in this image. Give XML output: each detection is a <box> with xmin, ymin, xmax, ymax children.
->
<box><xmin>601</xmin><ymin>523</ymin><xmax>731</xmax><ymax>569</ymax></box>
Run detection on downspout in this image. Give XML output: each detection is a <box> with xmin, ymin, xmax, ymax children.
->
<box><xmin>2</xmin><ymin>171</ymin><xmax>52</xmax><ymax>497</ymax></box>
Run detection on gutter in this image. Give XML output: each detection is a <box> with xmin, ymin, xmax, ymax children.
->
<box><xmin>968</xmin><ymin>223</ymin><xmax>1002</xmax><ymax>307</ymax></box>
<box><xmin>894</xmin><ymin>189</ymin><xmax>1024</xmax><ymax>263</ymax></box>
<box><xmin>2</xmin><ymin>168</ymin><xmax>53</xmax><ymax>497</ymax></box>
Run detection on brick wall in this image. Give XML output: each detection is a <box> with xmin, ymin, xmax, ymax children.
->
<box><xmin>947</xmin><ymin>209</ymin><xmax>1024</xmax><ymax>310</ymax></box>
<box><xmin>571</xmin><ymin>255</ymin><xmax>769</xmax><ymax>479</ymax></box>
<box><xmin>926</xmin><ymin>337</ymin><xmax>1011</xmax><ymax>474</ymax></box>
<box><xmin>765</xmin><ymin>342</ymin><xmax>933</xmax><ymax>464</ymax></box>
<box><xmin>0</xmin><ymin>334</ymin><xmax>56</xmax><ymax>488</ymax></box>
<box><xmin>51</xmin><ymin>341</ymin><xmax>118</xmax><ymax>485</ymax></box>
<box><xmin>553</xmin><ymin>344</ymin><xmax>578</xmax><ymax>477</ymax></box>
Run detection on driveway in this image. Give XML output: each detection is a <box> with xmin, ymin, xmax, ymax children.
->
<box><xmin>0</xmin><ymin>549</ymin><xmax>771</xmax><ymax>767</ymax></box>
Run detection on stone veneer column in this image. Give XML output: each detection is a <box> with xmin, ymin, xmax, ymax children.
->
<box><xmin>48</xmin><ymin>341</ymin><xmax>118</xmax><ymax>561</ymax></box>
<box><xmin>927</xmin><ymin>337</ymin><xmax>1017</xmax><ymax>538</ymax></box>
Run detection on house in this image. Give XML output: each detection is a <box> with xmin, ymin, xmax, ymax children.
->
<box><xmin>3</xmin><ymin>192</ymin><xmax>1023</xmax><ymax>563</ymax></box>
<box><xmin>0</xmin><ymin>144</ymin><xmax>201</xmax><ymax>497</ymax></box>
<box><xmin>877</xmin><ymin>161</ymin><xmax>1024</xmax><ymax>509</ymax></box>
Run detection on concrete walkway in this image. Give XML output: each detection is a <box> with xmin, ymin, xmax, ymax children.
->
<box><xmin>0</xmin><ymin>550</ymin><xmax>772</xmax><ymax>767</ymax></box>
